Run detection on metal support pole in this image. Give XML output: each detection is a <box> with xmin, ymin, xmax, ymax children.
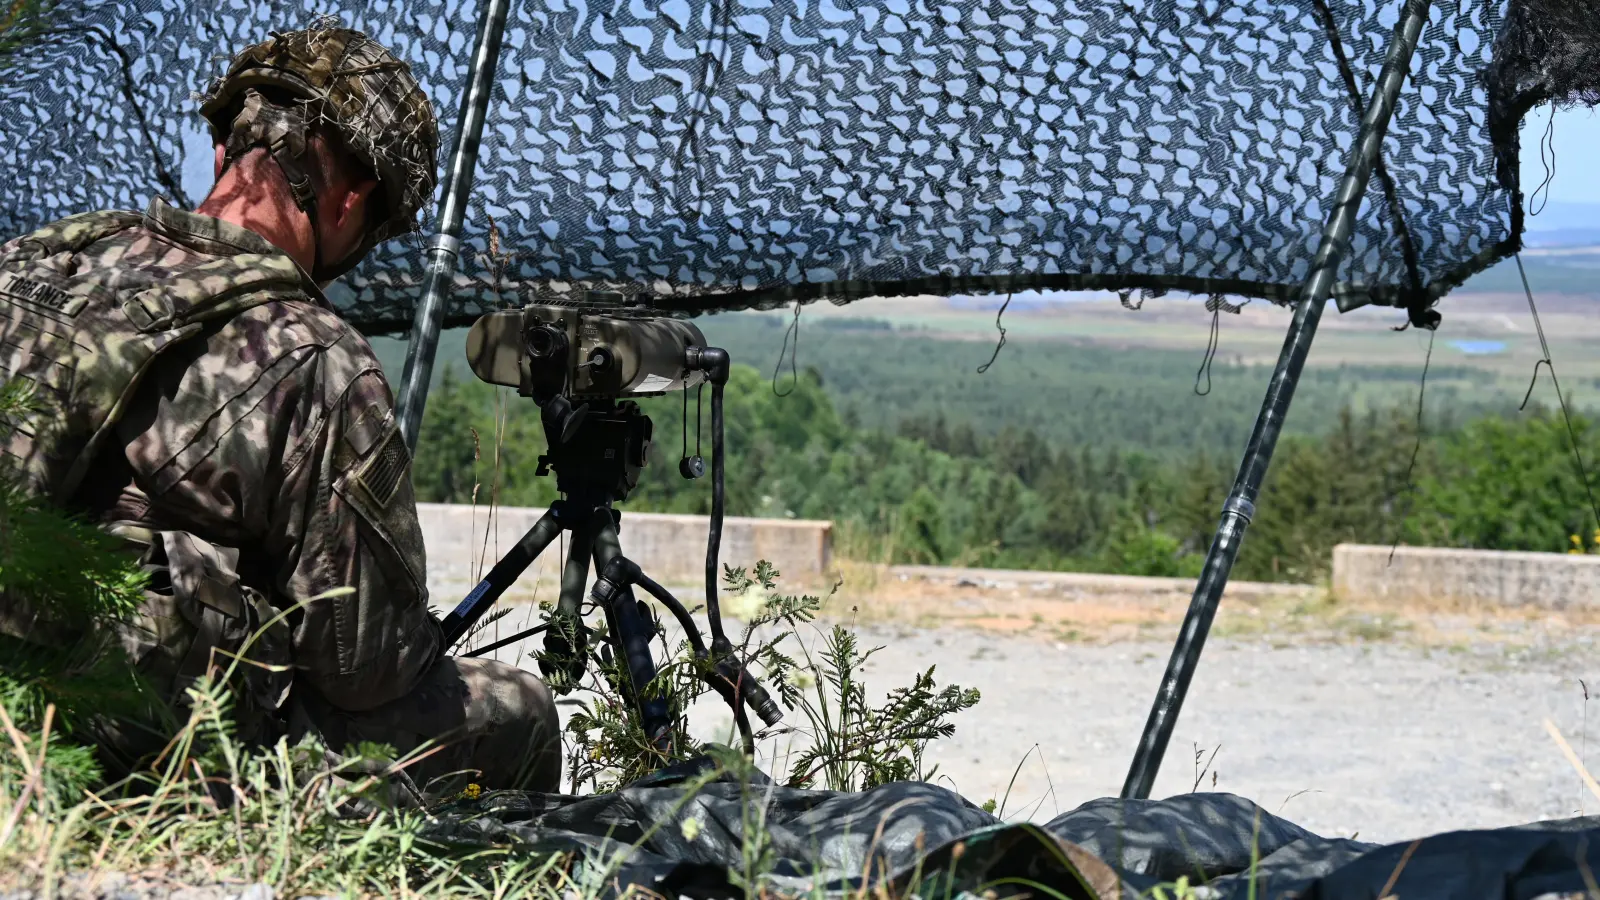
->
<box><xmin>1119</xmin><ymin>0</ymin><xmax>1432</xmax><ymax>801</ymax></box>
<box><xmin>395</xmin><ymin>0</ymin><xmax>512</xmax><ymax>453</ymax></box>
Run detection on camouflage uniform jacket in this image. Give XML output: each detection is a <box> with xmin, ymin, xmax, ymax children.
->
<box><xmin>0</xmin><ymin>198</ymin><xmax>441</xmax><ymax>712</ymax></box>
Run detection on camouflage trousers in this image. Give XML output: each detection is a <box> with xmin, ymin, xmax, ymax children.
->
<box><xmin>94</xmin><ymin>527</ymin><xmax>561</xmax><ymax>795</ymax></box>
<box><xmin>285</xmin><ymin>656</ymin><xmax>562</xmax><ymax>796</ymax></box>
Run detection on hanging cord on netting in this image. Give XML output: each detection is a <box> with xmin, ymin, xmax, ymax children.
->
<box><xmin>1530</xmin><ymin>110</ymin><xmax>1557</xmax><ymax>218</ymax></box>
<box><xmin>1387</xmin><ymin>327</ymin><xmax>1436</xmax><ymax>565</ymax></box>
<box><xmin>672</xmin><ymin>0</ymin><xmax>736</xmax><ymax>220</ymax></box>
<box><xmin>1194</xmin><ymin>308</ymin><xmax>1221</xmax><ymax>396</ymax></box>
<box><xmin>977</xmin><ymin>293</ymin><xmax>1013</xmax><ymax>374</ymax></box>
<box><xmin>1310</xmin><ymin>0</ymin><xmax>1425</xmax><ymax>300</ymax></box>
<box><xmin>1194</xmin><ymin>295</ymin><xmax>1244</xmax><ymax>396</ymax></box>
<box><xmin>1516</xmin><ymin>253</ymin><xmax>1600</xmax><ymax>530</ymax></box>
<box><xmin>772</xmin><ymin>302</ymin><xmax>801</xmax><ymax>396</ymax></box>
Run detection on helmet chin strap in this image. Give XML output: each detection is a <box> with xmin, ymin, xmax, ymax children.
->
<box><xmin>266</xmin><ymin>134</ymin><xmax>322</xmax><ymax>275</ymax></box>
<box><xmin>224</xmin><ymin>90</ymin><xmax>323</xmax><ymax>274</ymax></box>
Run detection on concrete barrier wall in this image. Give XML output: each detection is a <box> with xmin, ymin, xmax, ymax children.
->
<box><xmin>1332</xmin><ymin>543</ymin><xmax>1600</xmax><ymax>610</ymax></box>
<box><xmin>417</xmin><ymin>503</ymin><xmax>832</xmax><ymax>605</ymax></box>
<box><xmin>885</xmin><ymin>564</ymin><xmax>1315</xmax><ymax>600</ymax></box>
<box><xmin>418</xmin><ymin>520</ymin><xmax>1600</xmax><ymax>613</ymax></box>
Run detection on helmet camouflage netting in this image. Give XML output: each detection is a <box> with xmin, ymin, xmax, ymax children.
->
<box><xmin>0</xmin><ymin>0</ymin><xmax>1584</xmax><ymax>334</ymax></box>
<box><xmin>197</xmin><ymin>18</ymin><xmax>438</xmax><ymax>279</ymax></box>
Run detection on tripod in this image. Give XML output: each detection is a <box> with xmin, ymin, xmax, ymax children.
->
<box><xmin>437</xmin><ymin>348</ymin><xmax>781</xmax><ymax>752</ymax></box>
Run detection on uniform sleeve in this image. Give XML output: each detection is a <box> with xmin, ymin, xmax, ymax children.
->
<box><xmin>276</xmin><ymin>365</ymin><xmax>442</xmax><ymax>712</ymax></box>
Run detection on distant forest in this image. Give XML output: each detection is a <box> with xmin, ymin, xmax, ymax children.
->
<box><xmin>376</xmin><ymin>313</ymin><xmax>1520</xmax><ymax>463</ymax></box>
<box><xmin>411</xmin><ymin>349</ymin><xmax>1600</xmax><ymax>583</ymax></box>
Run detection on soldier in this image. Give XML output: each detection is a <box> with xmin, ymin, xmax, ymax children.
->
<box><xmin>0</xmin><ymin>23</ymin><xmax>560</xmax><ymax>794</ymax></box>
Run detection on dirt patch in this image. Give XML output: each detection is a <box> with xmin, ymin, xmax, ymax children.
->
<box><xmin>816</xmin><ymin>562</ymin><xmax>1600</xmax><ymax>656</ymax></box>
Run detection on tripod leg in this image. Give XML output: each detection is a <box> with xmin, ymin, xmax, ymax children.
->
<box><xmin>557</xmin><ymin>511</ymin><xmax>598</xmax><ymax>618</ymax></box>
<box><xmin>591</xmin><ymin>518</ymin><xmax>672</xmax><ymax>748</ymax></box>
<box><xmin>441</xmin><ymin>509</ymin><xmax>563</xmax><ymax>648</ymax></box>
<box><xmin>540</xmin><ymin>511</ymin><xmax>598</xmax><ymax>689</ymax></box>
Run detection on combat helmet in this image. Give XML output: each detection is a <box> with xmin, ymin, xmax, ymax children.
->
<box><xmin>198</xmin><ymin>20</ymin><xmax>439</xmax><ymax>280</ymax></box>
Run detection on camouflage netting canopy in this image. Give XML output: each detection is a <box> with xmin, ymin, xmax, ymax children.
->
<box><xmin>0</xmin><ymin>0</ymin><xmax>1575</xmax><ymax>334</ymax></box>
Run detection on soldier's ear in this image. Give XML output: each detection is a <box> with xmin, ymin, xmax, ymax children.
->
<box><xmin>334</xmin><ymin>176</ymin><xmax>379</xmax><ymax>231</ymax></box>
<box><xmin>213</xmin><ymin>143</ymin><xmax>226</xmax><ymax>180</ymax></box>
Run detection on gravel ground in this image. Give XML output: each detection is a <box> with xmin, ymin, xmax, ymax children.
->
<box><xmin>830</xmin><ymin>625</ymin><xmax>1599</xmax><ymax>845</ymax></box>
<box><xmin>459</xmin><ymin>572</ymin><xmax>1600</xmax><ymax>848</ymax></box>
<box><xmin>467</xmin><ymin>581</ymin><xmax>1600</xmax><ymax>846</ymax></box>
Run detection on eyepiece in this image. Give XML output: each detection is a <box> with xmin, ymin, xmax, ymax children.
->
<box><xmin>526</xmin><ymin>323</ymin><xmax>567</xmax><ymax>360</ymax></box>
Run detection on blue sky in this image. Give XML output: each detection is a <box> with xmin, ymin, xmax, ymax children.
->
<box><xmin>1521</xmin><ymin>105</ymin><xmax>1600</xmax><ymax>226</ymax></box>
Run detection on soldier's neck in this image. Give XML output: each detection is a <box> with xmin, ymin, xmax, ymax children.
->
<box><xmin>195</xmin><ymin>154</ymin><xmax>317</xmax><ymax>272</ymax></box>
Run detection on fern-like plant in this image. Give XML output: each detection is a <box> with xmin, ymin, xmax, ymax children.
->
<box><xmin>556</xmin><ymin>558</ymin><xmax>980</xmax><ymax>794</ymax></box>
<box><xmin>0</xmin><ymin>379</ymin><xmax>152</xmax><ymax>805</ymax></box>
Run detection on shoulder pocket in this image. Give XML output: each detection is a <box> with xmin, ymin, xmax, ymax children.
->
<box><xmin>333</xmin><ymin>413</ymin><xmax>427</xmax><ymax>598</ymax></box>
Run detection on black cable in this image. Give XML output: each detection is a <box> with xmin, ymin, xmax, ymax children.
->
<box><xmin>635</xmin><ymin>571</ymin><xmax>756</xmax><ymax>755</ymax></box>
<box><xmin>1310</xmin><ymin>0</ymin><xmax>1424</xmax><ymax>298</ymax></box>
<box><xmin>1388</xmin><ymin>328</ymin><xmax>1434</xmax><ymax>565</ymax></box>
<box><xmin>633</xmin><ymin>573</ymin><xmax>707</xmax><ymax>656</ymax></box>
<box><xmin>1515</xmin><ymin>254</ymin><xmax>1600</xmax><ymax>531</ymax></box>
<box><xmin>79</xmin><ymin>26</ymin><xmax>192</xmax><ymax>209</ymax></box>
<box><xmin>681</xmin><ymin>384</ymin><xmax>689</xmax><ymax>461</ymax></box>
<box><xmin>639</xmin><ymin>564</ymin><xmax>767</xmax><ymax>753</ymax></box>
<box><xmin>772</xmin><ymin>303</ymin><xmax>801</xmax><ymax>396</ymax></box>
<box><xmin>464</xmin><ymin>622</ymin><xmax>551</xmax><ymax>658</ymax></box>
<box><xmin>696</xmin><ymin>383</ymin><xmax>704</xmax><ymax>457</ymax></box>
<box><xmin>672</xmin><ymin>0</ymin><xmax>736</xmax><ymax>218</ymax></box>
<box><xmin>706</xmin><ymin>378</ymin><xmax>729</xmax><ymax>647</ymax></box>
<box><xmin>1194</xmin><ymin>305</ymin><xmax>1221</xmax><ymax>396</ymax></box>
<box><xmin>1520</xmin><ymin>253</ymin><xmax>1557</xmax><ymax>412</ymax></box>
<box><xmin>1530</xmin><ymin>111</ymin><xmax>1556</xmax><ymax>218</ymax></box>
<box><xmin>977</xmin><ymin>293</ymin><xmax>1012</xmax><ymax>374</ymax></box>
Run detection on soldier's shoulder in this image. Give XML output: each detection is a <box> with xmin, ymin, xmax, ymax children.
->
<box><xmin>271</xmin><ymin>300</ymin><xmax>398</xmax><ymax>418</ymax></box>
<box><xmin>0</xmin><ymin>210</ymin><xmax>143</xmax><ymax>258</ymax></box>
<box><xmin>230</xmin><ymin>295</ymin><xmax>379</xmax><ymax>363</ymax></box>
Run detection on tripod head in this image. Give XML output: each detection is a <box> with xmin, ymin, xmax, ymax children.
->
<box><xmin>533</xmin><ymin>398</ymin><xmax>652</xmax><ymax>503</ymax></box>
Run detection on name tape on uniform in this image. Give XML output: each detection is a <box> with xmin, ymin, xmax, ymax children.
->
<box><xmin>0</xmin><ymin>272</ymin><xmax>75</xmax><ymax>315</ymax></box>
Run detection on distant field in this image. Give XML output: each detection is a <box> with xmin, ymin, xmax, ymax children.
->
<box><xmin>731</xmin><ymin>289</ymin><xmax>1600</xmax><ymax>382</ymax></box>
<box><xmin>367</xmin><ymin>244</ymin><xmax>1600</xmax><ymax>458</ymax></box>
<box><xmin>370</xmin><ymin>284</ymin><xmax>1592</xmax><ymax>458</ymax></box>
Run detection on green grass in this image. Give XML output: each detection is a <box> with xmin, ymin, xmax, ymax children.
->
<box><xmin>0</xmin><ymin>677</ymin><xmax>577</xmax><ymax>898</ymax></box>
<box><xmin>0</xmin><ymin>566</ymin><xmax>988</xmax><ymax>898</ymax></box>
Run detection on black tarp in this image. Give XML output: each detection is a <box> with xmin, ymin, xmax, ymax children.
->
<box><xmin>1</xmin><ymin>0</ymin><xmax>1576</xmax><ymax>333</ymax></box>
<box><xmin>424</xmin><ymin>761</ymin><xmax>1600</xmax><ymax>898</ymax></box>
